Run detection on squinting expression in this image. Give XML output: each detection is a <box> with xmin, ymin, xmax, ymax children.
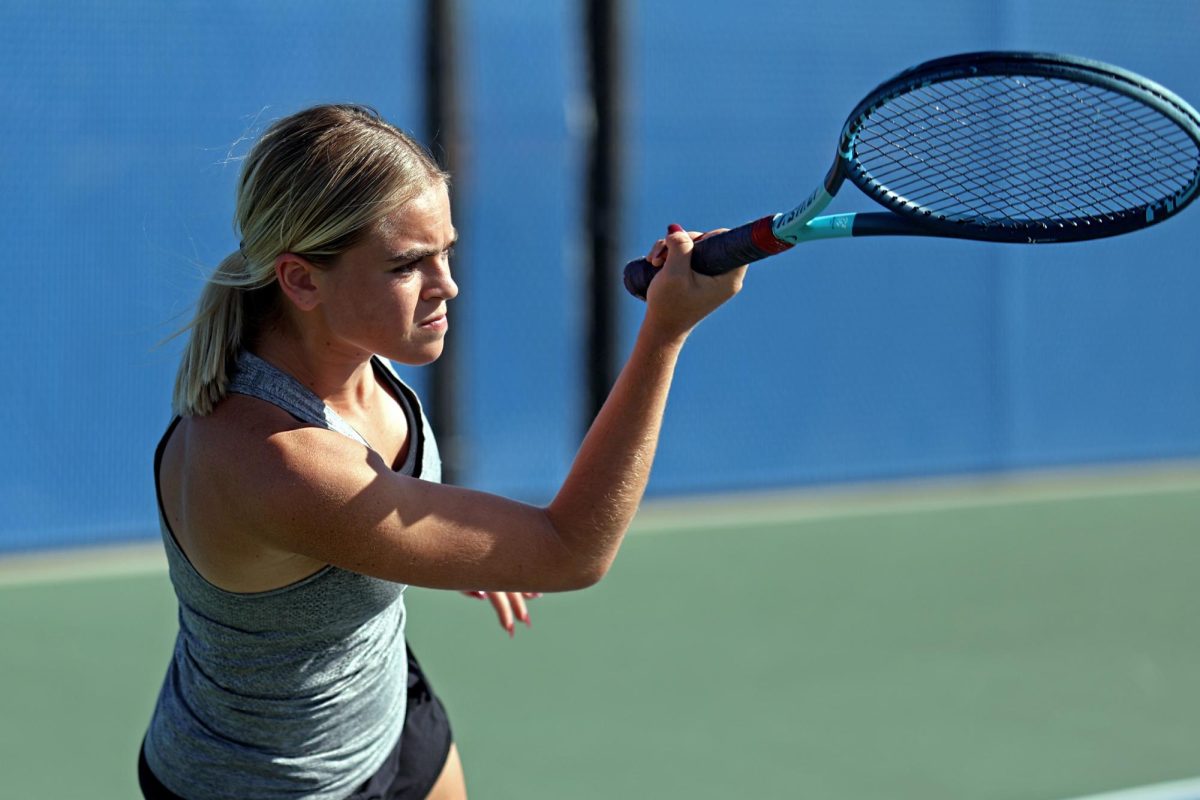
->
<box><xmin>314</xmin><ymin>182</ymin><xmax>458</xmax><ymax>365</ymax></box>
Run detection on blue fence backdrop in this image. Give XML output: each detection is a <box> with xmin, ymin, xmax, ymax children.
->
<box><xmin>2</xmin><ymin>0</ymin><xmax>1198</xmax><ymax>553</ymax></box>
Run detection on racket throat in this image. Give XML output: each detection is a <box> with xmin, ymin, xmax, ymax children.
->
<box><xmin>791</xmin><ymin>213</ymin><xmax>858</xmax><ymax>242</ymax></box>
<box><xmin>771</xmin><ymin>188</ymin><xmax>836</xmax><ymax>243</ymax></box>
<box><xmin>778</xmin><ymin>211</ymin><xmax>935</xmax><ymax>244</ymax></box>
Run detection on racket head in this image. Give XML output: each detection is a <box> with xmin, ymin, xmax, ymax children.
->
<box><xmin>839</xmin><ymin>51</ymin><xmax>1200</xmax><ymax>243</ymax></box>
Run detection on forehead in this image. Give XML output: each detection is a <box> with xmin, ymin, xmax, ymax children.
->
<box><xmin>375</xmin><ymin>181</ymin><xmax>453</xmax><ymax>244</ymax></box>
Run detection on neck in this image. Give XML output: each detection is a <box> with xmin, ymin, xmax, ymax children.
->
<box><xmin>250</xmin><ymin>326</ymin><xmax>378</xmax><ymax>410</ymax></box>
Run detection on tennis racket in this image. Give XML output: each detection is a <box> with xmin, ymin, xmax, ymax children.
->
<box><xmin>624</xmin><ymin>51</ymin><xmax>1200</xmax><ymax>299</ymax></box>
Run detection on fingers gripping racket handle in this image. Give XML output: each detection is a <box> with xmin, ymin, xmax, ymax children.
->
<box><xmin>622</xmin><ymin>215</ymin><xmax>792</xmax><ymax>300</ymax></box>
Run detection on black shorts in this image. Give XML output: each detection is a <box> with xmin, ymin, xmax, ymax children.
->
<box><xmin>139</xmin><ymin>647</ymin><xmax>454</xmax><ymax>800</ymax></box>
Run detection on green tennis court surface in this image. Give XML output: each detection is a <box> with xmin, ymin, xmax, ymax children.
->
<box><xmin>3</xmin><ymin>467</ymin><xmax>1200</xmax><ymax>799</ymax></box>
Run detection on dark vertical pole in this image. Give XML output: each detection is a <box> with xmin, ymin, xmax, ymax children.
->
<box><xmin>424</xmin><ymin>0</ymin><xmax>463</xmax><ymax>483</ymax></box>
<box><xmin>584</xmin><ymin>0</ymin><xmax>624</xmax><ymax>428</ymax></box>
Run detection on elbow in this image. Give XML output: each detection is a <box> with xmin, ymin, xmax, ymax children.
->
<box><xmin>568</xmin><ymin>558</ymin><xmax>611</xmax><ymax>590</ymax></box>
<box><xmin>538</xmin><ymin>508</ymin><xmax>621</xmax><ymax>591</ymax></box>
<box><xmin>546</xmin><ymin>540</ymin><xmax>614</xmax><ymax>592</ymax></box>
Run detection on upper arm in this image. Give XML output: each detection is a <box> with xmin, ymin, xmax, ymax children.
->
<box><xmin>220</xmin><ymin>423</ymin><xmax>588</xmax><ymax>592</ymax></box>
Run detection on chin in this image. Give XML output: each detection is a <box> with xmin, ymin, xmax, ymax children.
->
<box><xmin>386</xmin><ymin>342</ymin><xmax>445</xmax><ymax>366</ymax></box>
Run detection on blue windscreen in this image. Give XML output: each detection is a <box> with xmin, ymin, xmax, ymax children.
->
<box><xmin>2</xmin><ymin>0</ymin><xmax>1198</xmax><ymax>552</ymax></box>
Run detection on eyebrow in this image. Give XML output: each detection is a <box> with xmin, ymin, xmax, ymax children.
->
<box><xmin>386</xmin><ymin>232</ymin><xmax>458</xmax><ymax>264</ymax></box>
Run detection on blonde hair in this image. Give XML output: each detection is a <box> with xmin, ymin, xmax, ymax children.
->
<box><xmin>173</xmin><ymin>104</ymin><xmax>447</xmax><ymax>416</ymax></box>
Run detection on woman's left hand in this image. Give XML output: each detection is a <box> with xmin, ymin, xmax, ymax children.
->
<box><xmin>461</xmin><ymin>591</ymin><xmax>542</xmax><ymax>637</ymax></box>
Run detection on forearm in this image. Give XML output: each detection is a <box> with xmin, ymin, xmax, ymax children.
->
<box><xmin>544</xmin><ymin>323</ymin><xmax>686</xmax><ymax>582</ymax></box>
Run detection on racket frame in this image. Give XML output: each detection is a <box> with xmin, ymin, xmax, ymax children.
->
<box><xmin>623</xmin><ymin>50</ymin><xmax>1200</xmax><ymax>299</ymax></box>
<box><xmin>837</xmin><ymin>51</ymin><xmax>1200</xmax><ymax>243</ymax></box>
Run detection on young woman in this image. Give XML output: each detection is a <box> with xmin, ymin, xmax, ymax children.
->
<box><xmin>139</xmin><ymin>104</ymin><xmax>745</xmax><ymax>800</ymax></box>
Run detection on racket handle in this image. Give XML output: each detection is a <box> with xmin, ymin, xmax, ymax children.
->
<box><xmin>622</xmin><ymin>215</ymin><xmax>792</xmax><ymax>300</ymax></box>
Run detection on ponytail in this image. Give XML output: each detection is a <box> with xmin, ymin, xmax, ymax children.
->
<box><xmin>171</xmin><ymin>251</ymin><xmax>261</xmax><ymax>416</ymax></box>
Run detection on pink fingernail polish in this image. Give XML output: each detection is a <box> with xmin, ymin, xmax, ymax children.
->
<box><xmin>667</xmin><ymin>223</ymin><xmax>684</xmax><ymax>234</ymax></box>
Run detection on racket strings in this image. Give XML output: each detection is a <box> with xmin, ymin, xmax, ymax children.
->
<box><xmin>865</xmin><ymin>80</ymin><xmax>1193</xmax><ymax>222</ymax></box>
<box><xmin>869</xmin><ymin>81</ymin><xmax>1182</xmax><ymax>221</ymax></box>
<box><xmin>852</xmin><ymin>73</ymin><xmax>1200</xmax><ymax>227</ymax></box>
<box><xmin>865</xmin><ymin>79</ymin><xmax>1186</xmax><ymax>221</ymax></box>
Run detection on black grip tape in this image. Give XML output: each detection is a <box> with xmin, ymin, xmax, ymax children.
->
<box><xmin>623</xmin><ymin>258</ymin><xmax>658</xmax><ymax>300</ymax></box>
<box><xmin>622</xmin><ymin>217</ymin><xmax>783</xmax><ymax>300</ymax></box>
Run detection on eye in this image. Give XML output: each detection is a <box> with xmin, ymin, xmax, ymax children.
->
<box><xmin>389</xmin><ymin>260</ymin><xmax>419</xmax><ymax>275</ymax></box>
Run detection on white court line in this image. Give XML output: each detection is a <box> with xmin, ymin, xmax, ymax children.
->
<box><xmin>2</xmin><ymin>462</ymin><xmax>1199</xmax><ymax>588</ymax></box>
<box><xmin>1061</xmin><ymin>776</ymin><xmax>1200</xmax><ymax>800</ymax></box>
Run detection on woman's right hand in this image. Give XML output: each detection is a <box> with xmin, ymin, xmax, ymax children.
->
<box><xmin>641</xmin><ymin>224</ymin><xmax>747</xmax><ymax>341</ymax></box>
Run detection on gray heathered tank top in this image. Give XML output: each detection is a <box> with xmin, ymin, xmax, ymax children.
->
<box><xmin>144</xmin><ymin>351</ymin><xmax>441</xmax><ymax>800</ymax></box>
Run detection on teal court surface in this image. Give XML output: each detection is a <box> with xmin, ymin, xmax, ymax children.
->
<box><xmin>3</xmin><ymin>464</ymin><xmax>1200</xmax><ymax>799</ymax></box>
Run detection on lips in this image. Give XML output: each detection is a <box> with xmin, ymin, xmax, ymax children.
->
<box><xmin>418</xmin><ymin>311</ymin><xmax>448</xmax><ymax>328</ymax></box>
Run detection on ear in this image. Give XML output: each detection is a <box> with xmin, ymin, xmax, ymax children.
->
<box><xmin>274</xmin><ymin>253</ymin><xmax>322</xmax><ymax>312</ymax></box>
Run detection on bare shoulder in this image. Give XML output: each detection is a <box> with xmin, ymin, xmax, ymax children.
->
<box><xmin>186</xmin><ymin>393</ymin><xmax>311</xmax><ymax>475</ymax></box>
<box><xmin>191</xmin><ymin>393</ymin><xmax>432</xmax><ymax>559</ymax></box>
<box><xmin>189</xmin><ymin>393</ymin><xmax>379</xmax><ymax>507</ymax></box>
<box><xmin>162</xmin><ymin>394</ymin><xmax>381</xmax><ymax>591</ymax></box>
<box><xmin>172</xmin><ymin>391</ymin><xmax>568</xmax><ymax>592</ymax></box>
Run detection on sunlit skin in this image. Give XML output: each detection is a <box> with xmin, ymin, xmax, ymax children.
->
<box><xmin>257</xmin><ymin>182</ymin><xmax>540</xmax><ymax>635</ymax></box>
<box><xmin>260</xmin><ymin>181</ymin><xmax>459</xmax><ymax>397</ymax></box>
<box><xmin>303</xmin><ymin>183</ymin><xmax>459</xmax><ymax>368</ymax></box>
<box><xmin>158</xmin><ymin>180</ymin><xmax>744</xmax><ymax>799</ymax></box>
<box><xmin>164</xmin><ymin>184</ymin><xmax>463</xmax><ymax>798</ymax></box>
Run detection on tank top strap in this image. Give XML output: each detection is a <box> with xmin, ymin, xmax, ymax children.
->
<box><xmin>227</xmin><ymin>350</ymin><xmax>369</xmax><ymax>447</ymax></box>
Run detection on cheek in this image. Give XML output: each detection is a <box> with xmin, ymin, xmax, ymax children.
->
<box><xmin>321</xmin><ymin>272</ymin><xmax>421</xmax><ymax>333</ymax></box>
<box><xmin>353</xmin><ymin>281</ymin><xmax>420</xmax><ymax>326</ymax></box>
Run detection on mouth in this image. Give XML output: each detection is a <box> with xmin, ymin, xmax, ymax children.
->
<box><xmin>418</xmin><ymin>311</ymin><xmax>448</xmax><ymax>330</ymax></box>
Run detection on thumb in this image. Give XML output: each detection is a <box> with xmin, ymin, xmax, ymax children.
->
<box><xmin>661</xmin><ymin>223</ymin><xmax>694</xmax><ymax>275</ymax></box>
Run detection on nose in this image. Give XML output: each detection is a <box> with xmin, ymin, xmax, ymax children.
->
<box><xmin>423</xmin><ymin>258</ymin><xmax>459</xmax><ymax>302</ymax></box>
